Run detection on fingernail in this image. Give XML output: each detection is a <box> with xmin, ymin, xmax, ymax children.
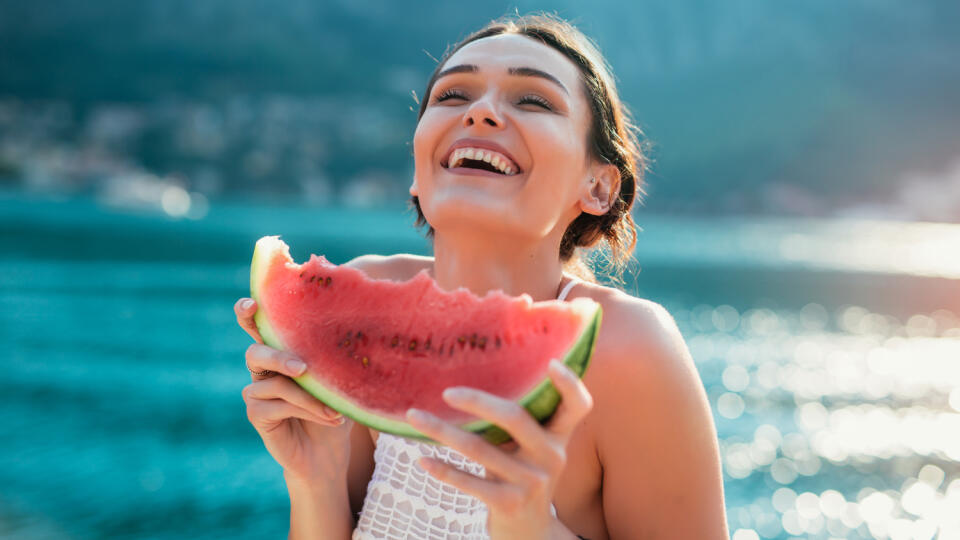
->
<box><xmin>241</xmin><ymin>299</ymin><xmax>254</xmax><ymax>310</ymax></box>
<box><xmin>286</xmin><ymin>359</ymin><xmax>306</xmax><ymax>375</ymax></box>
<box><xmin>406</xmin><ymin>408</ymin><xmax>428</xmax><ymax>423</ymax></box>
<box><xmin>442</xmin><ymin>387</ymin><xmax>467</xmax><ymax>401</ymax></box>
<box><xmin>324</xmin><ymin>406</ymin><xmax>342</xmax><ymax>419</ymax></box>
<box><xmin>550</xmin><ymin>359</ymin><xmax>573</xmax><ymax>376</ymax></box>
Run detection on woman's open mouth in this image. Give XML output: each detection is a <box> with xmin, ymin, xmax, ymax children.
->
<box><xmin>442</xmin><ymin>147</ymin><xmax>522</xmax><ymax>177</ymax></box>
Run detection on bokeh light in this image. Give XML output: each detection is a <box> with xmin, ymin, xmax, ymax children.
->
<box><xmin>680</xmin><ymin>298</ymin><xmax>960</xmax><ymax>539</ymax></box>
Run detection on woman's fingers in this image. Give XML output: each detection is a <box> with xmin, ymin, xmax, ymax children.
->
<box><xmin>235</xmin><ymin>298</ymin><xmax>264</xmax><ymax>344</ymax></box>
<box><xmin>244</xmin><ymin>376</ymin><xmax>342</xmax><ymax>422</ymax></box>
<box><xmin>418</xmin><ymin>456</ymin><xmax>510</xmax><ymax>505</ymax></box>
<box><xmin>406</xmin><ymin>409</ymin><xmax>538</xmax><ymax>482</ymax></box>
<box><xmin>440</xmin><ymin>387</ymin><xmax>553</xmax><ymax>456</ymax></box>
<box><xmin>544</xmin><ymin>360</ymin><xmax>594</xmax><ymax>437</ymax></box>
<box><xmin>247</xmin><ymin>398</ymin><xmax>343</xmax><ymax>428</ymax></box>
<box><xmin>246</xmin><ymin>343</ymin><xmax>306</xmax><ymax>380</ymax></box>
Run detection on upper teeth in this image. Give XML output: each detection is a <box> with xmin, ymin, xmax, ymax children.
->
<box><xmin>447</xmin><ymin>147</ymin><xmax>518</xmax><ymax>175</ymax></box>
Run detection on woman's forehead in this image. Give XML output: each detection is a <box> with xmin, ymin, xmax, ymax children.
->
<box><xmin>444</xmin><ymin>34</ymin><xmax>581</xmax><ymax>89</ymax></box>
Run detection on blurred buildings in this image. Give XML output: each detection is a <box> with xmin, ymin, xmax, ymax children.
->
<box><xmin>0</xmin><ymin>96</ymin><xmax>409</xmax><ymax>215</ymax></box>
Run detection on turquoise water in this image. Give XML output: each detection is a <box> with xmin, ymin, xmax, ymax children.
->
<box><xmin>3</xmin><ymin>193</ymin><xmax>959</xmax><ymax>539</ymax></box>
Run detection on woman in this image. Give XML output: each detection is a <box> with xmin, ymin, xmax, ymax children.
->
<box><xmin>236</xmin><ymin>13</ymin><xmax>729</xmax><ymax>539</ymax></box>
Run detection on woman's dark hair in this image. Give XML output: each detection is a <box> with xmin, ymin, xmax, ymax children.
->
<box><xmin>409</xmin><ymin>11</ymin><xmax>649</xmax><ymax>285</ymax></box>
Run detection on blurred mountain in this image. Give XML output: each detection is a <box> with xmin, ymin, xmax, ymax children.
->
<box><xmin>0</xmin><ymin>0</ymin><xmax>958</xmax><ymax>219</ymax></box>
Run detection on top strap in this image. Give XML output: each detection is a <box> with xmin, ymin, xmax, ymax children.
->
<box><xmin>556</xmin><ymin>277</ymin><xmax>580</xmax><ymax>301</ymax></box>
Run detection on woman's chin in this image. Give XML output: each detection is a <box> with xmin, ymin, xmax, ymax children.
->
<box><xmin>424</xmin><ymin>186</ymin><xmax>515</xmax><ymax>211</ymax></box>
<box><xmin>422</xmin><ymin>197</ymin><xmax>526</xmax><ymax>236</ymax></box>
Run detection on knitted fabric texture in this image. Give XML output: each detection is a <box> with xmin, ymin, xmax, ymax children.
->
<box><xmin>353</xmin><ymin>433</ymin><xmax>489</xmax><ymax>539</ymax></box>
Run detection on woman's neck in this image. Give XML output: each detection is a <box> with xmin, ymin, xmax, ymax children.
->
<box><xmin>428</xmin><ymin>230</ymin><xmax>565</xmax><ymax>302</ymax></box>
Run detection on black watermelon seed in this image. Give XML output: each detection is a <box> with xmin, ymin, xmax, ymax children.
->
<box><xmin>408</xmin><ymin>339</ymin><xmax>417</xmax><ymax>351</ymax></box>
<box><xmin>309</xmin><ymin>276</ymin><xmax>316</xmax><ymax>282</ymax></box>
<box><xmin>469</xmin><ymin>333</ymin><xmax>477</xmax><ymax>348</ymax></box>
<box><xmin>478</xmin><ymin>336</ymin><xmax>487</xmax><ymax>350</ymax></box>
<box><xmin>325</xmin><ymin>277</ymin><xmax>332</xmax><ymax>287</ymax></box>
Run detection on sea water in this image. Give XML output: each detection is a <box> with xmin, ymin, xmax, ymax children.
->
<box><xmin>2</xmin><ymin>193</ymin><xmax>959</xmax><ymax>539</ymax></box>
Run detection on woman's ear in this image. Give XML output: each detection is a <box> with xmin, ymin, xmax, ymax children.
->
<box><xmin>579</xmin><ymin>164</ymin><xmax>621</xmax><ymax>216</ymax></box>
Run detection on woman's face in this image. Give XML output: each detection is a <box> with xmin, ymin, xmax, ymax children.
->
<box><xmin>412</xmin><ymin>33</ymin><xmax>597</xmax><ymax>241</ymax></box>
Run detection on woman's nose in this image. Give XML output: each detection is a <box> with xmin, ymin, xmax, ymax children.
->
<box><xmin>463</xmin><ymin>97</ymin><xmax>502</xmax><ymax>128</ymax></box>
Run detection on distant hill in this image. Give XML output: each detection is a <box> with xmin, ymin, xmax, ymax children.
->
<box><xmin>1</xmin><ymin>0</ymin><xmax>958</xmax><ymax>218</ymax></box>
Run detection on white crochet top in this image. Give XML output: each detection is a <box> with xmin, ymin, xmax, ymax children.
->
<box><xmin>352</xmin><ymin>277</ymin><xmax>580</xmax><ymax>539</ymax></box>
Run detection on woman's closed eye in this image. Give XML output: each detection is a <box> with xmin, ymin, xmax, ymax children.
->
<box><xmin>517</xmin><ymin>94</ymin><xmax>552</xmax><ymax>110</ymax></box>
<box><xmin>433</xmin><ymin>89</ymin><xmax>553</xmax><ymax>110</ymax></box>
<box><xmin>434</xmin><ymin>89</ymin><xmax>469</xmax><ymax>103</ymax></box>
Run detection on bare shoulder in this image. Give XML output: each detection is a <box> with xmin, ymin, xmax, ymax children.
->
<box><xmin>569</xmin><ymin>282</ymin><xmax>686</xmax><ymax>366</ymax></box>
<box><xmin>571</xmin><ymin>284</ymin><xmax>728</xmax><ymax>537</ymax></box>
<box><xmin>345</xmin><ymin>253</ymin><xmax>433</xmax><ymax>281</ymax></box>
<box><xmin>569</xmin><ymin>282</ymin><xmax>707</xmax><ymax>443</ymax></box>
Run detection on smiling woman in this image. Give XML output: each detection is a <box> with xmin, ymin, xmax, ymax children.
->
<box><xmin>236</xmin><ymin>11</ymin><xmax>729</xmax><ymax>540</ymax></box>
<box><xmin>409</xmin><ymin>14</ymin><xmax>644</xmax><ymax>287</ymax></box>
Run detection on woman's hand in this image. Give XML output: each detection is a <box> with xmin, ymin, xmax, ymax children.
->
<box><xmin>405</xmin><ymin>359</ymin><xmax>593</xmax><ymax>540</ymax></box>
<box><xmin>236</xmin><ymin>298</ymin><xmax>354</xmax><ymax>484</ymax></box>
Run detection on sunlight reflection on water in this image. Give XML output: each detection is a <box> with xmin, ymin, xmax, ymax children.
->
<box><xmin>674</xmin><ymin>301</ymin><xmax>960</xmax><ymax>539</ymax></box>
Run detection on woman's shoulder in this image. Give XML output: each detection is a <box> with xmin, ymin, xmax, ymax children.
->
<box><xmin>571</xmin><ymin>285</ymin><xmax>727</xmax><ymax>537</ymax></box>
<box><xmin>569</xmin><ymin>280</ymin><xmax>681</xmax><ymax>355</ymax></box>
<box><xmin>569</xmin><ymin>282</ymin><xmax>697</xmax><ymax>416</ymax></box>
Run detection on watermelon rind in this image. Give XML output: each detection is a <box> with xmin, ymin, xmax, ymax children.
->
<box><xmin>466</xmin><ymin>305</ymin><xmax>600</xmax><ymax>444</ymax></box>
<box><xmin>249</xmin><ymin>236</ymin><xmax>602</xmax><ymax>444</ymax></box>
<box><xmin>250</xmin><ymin>236</ymin><xmax>288</xmax><ymax>353</ymax></box>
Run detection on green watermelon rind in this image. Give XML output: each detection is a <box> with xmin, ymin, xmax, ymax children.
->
<box><xmin>249</xmin><ymin>236</ymin><xmax>602</xmax><ymax>444</ymax></box>
<box><xmin>250</xmin><ymin>236</ymin><xmax>289</xmax><ymax>354</ymax></box>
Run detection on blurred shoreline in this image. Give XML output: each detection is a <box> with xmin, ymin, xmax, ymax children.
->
<box><xmin>4</xmin><ymin>191</ymin><xmax>958</xmax><ymax>318</ymax></box>
<box><xmin>3</xmin><ymin>95</ymin><xmax>960</xmax><ymax>223</ymax></box>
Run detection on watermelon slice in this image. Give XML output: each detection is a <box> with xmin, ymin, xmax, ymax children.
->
<box><xmin>249</xmin><ymin>236</ymin><xmax>602</xmax><ymax>444</ymax></box>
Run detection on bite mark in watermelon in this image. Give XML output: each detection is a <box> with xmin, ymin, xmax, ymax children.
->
<box><xmin>250</xmin><ymin>236</ymin><xmax>602</xmax><ymax>444</ymax></box>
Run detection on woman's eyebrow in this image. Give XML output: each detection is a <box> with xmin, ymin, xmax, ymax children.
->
<box><xmin>435</xmin><ymin>64</ymin><xmax>569</xmax><ymax>95</ymax></box>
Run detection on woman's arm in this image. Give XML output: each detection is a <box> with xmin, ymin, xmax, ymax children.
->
<box><xmin>287</xmin><ymin>472</ymin><xmax>354</xmax><ymax>540</ymax></box>
<box><xmin>595</xmin><ymin>299</ymin><xmax>729</xmax><ymax>539</ymax></box>
<box><xmin>286</xmin><ymin>421</ymin><xmax>375</xmax><ymax>539</ymax></box>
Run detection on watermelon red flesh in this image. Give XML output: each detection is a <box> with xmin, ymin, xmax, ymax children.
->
<box><xmin>251</xmin><ymin>236</ymin><xmax>601</xmax><ymax>440</ymax></box>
